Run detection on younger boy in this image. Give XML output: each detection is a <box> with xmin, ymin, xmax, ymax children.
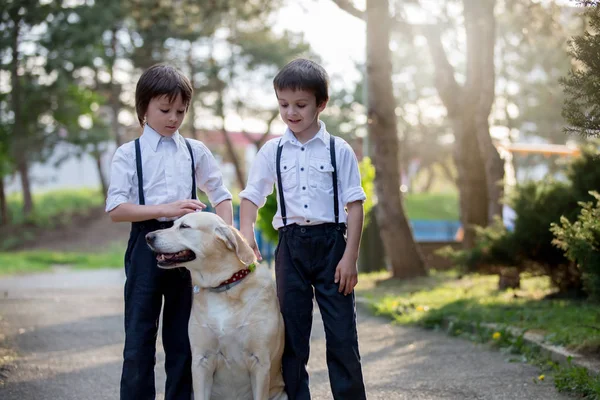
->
<box><xmin>239</xmin><ymin>58</ymin><xmax>367</xmax><ymax>400</ymax></box>
<box><xmin>106</xmin><ymin>64</ymin><xmax>233</xmax><ymax>400</ymax></box>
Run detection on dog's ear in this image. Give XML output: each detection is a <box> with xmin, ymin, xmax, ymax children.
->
<box><xmin>215</xmin><ymin>225</ymin><xmax>257</xmax><ymax>265</ymax></box>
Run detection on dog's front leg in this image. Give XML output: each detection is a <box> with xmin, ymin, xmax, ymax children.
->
<box><xmin>248</xmin><ymin>352</ymin><xmax>271</xmax><ymax>400</ymax></box>
<box><xmin>192</xmin><ymin>352</ymin><xmax>216</xmax><ymax>400</ymax></box>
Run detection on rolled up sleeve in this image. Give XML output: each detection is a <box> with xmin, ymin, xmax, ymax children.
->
<box><xmin>194</xmin><ymin>143</ymin><xmax>233</xmax><ymax>206</ymax></box>
<box><xmin>338</xmin><ymin>142</ymin><xmax>366</xmax><ymax>206</ymax></box>
<box><xmin>239</xmin><ymin>144</ymin><xmax>276</xmax><ymax>208</ymax></box>
<box><xmin>105</xmin><ymin>146</ymin><xmax>133</xmax><ymax>212</ymax></box>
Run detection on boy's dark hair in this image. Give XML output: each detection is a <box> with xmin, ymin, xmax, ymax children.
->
<box><xmin>135</xmin><ymin>64</ymin><xmax>193</xmax><ymax>127</ymax></box>
<box><xmin>273</xmin><ymin>59</ymin><xmax>329</xmax><ymax>106</ymax></box>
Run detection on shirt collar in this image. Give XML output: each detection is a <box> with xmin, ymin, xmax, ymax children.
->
<box><xmin>279</xmin><ymin>120</ymin><xmax>330</xmax><ymax>148</ymax></box>
<box><xmin>141</xmin><ymin>124</ymin><xmax>182</xmax><ymax>152</ymax></box>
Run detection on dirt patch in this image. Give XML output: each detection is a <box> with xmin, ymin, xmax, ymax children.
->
<box><xmin>5</xmin><ymin>207</ymin><xmax>129</xmax><ymax>253</ymax></box>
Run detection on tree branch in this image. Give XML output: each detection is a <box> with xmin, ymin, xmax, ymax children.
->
<box><xmin>331</xmin><ymin>0</ymin><xmax>365</xmax><ymax>20</ymax></box>
<box><xmin>422</xmin><ymin>27</ymin><xmax>463</xmax><ymax>117</ymax></box>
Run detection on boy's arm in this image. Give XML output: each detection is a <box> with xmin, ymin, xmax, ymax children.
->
<box><xmin>240</xmin><ymin>199</ymin><xmax>262</xmax><ymax>260</ymax></box>
<box><xmin>335</xmin><ymin>200</ymin><xmax>364</xmax><ymax>295</ymax></box>
<box><xmin>335</xmin><ymin>140</ymin><xmax>368</xmax><ymax>295</ymax></box>
<box><xmin>214</xmin><ymin>199</ymin><xmax>233</xmax><ymax>225</ymax></box>
<box><xmin>109</xmin><ymin>201</ymin><xmax>205</xmax><ymax>222</ymax></box>
<box><xmin>239</xmin><ymin>143</ymin><xmax>277</xmax><ymax>261</ymax></box>
<box><xmin>192</xmin><ymin>141</ymin><xmax>234</xmax><ymax>225</ymax></box>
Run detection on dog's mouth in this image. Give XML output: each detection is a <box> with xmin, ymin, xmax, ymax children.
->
<box><xmin>156</xmin><ymin>249</ymin><xmax>196</xmax><ymax>268</ymax></box>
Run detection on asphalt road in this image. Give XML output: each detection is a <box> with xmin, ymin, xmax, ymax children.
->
<box><xmin>0</xmin><ymin>269</ymin><xmax>573</xmax><ymax>399</ymax></box>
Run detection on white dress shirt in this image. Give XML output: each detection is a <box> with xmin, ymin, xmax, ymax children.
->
<box><xmin>106</xmin><ymin>125</ymin><xmax>232</xmax><ymax>219</ymax></box>
<box><xmin>239</xmin><ymin>121</ymin><xmax>366</xmax><ymax>230</ymax></box>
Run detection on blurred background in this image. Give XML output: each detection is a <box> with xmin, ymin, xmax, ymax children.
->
<box><xmin>2</xmin><ymin>0</ymin><xmax>600</xmax><ymax>305</ymax></box>
<box><xmin>3</xmin><ymin>0</ymin><xmax>600</xmax><ymax>396</ymax></box>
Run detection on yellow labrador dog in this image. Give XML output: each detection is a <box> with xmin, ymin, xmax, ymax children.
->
<box><xmin>145</xmin><ymin>212</ymin><xmax>287</xmax><ymax>400</ymax></box>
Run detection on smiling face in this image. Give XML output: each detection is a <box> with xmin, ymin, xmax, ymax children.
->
<box><xmin>145</xmin><ymin>93</ymin><xmax>187</xmax><ymax>137</ymax></box>
<box><xmin>276</xmin><ymin>88</ymin><xmax>326</xmax><ymax>141</ymax></box>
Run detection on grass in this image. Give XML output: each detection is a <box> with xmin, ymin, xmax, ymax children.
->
<box><xmin>403</xmin><ymin>192</ymin><xmax>458</xmax><ymax>220</ymax></box>
<box><xmin>6</xmin><ymin>188</ymin><xmax>104</xmax><ymax>227</ymax></box>
<box><xmin>0</xmin><ymin>243</ymin><xmax>125</xmax><ymax>275</ymax></box>
<box><xmin>356</xmin><ymin>271</ymin><xmax>600</xmax><ymax>398</ymax></box>
<box><xmin>356</xmin><ymin>270</ymin><xmax>600</xmax><ymax>354</ymax></box>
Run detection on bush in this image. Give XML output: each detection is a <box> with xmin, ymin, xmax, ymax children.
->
<box><xmin>444</xmin><ymin>144</ymin><xmax>600</xmax><ymax>294</ymax></box>
<box><xmin>551</xmin><ymin>192</ymin><xmax>600</xmax><ymax>301</ymax></box>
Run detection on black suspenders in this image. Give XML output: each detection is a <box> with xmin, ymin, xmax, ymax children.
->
<box><xmin>276</xmin><ymin>136</ymin><xmax>339</xmax><ymax>227</ymax></box>
<box><xmin>134</xmin><ymin>137</ymin><xmax>197</xmax><ymax>206</ymax></box>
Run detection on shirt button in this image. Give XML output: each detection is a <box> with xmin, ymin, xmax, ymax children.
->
<box><xmin>306</xmin><ymin>220</ymin><xmax>311</xmax><ymax>223</ymax></box>
<box><xmin>301</xmin><ymin>167</ymin><xmax>304</xmax><ymax>171</ymax></box>
<box><xmin>320</xmin><ymin>165</ymin><xmax>324</xmax><ymax>169</ymax></box>
<box><xmin>284</xmin><ymin>165</ymin><xmax>287</xmax><ymax>170</ymax></box>
<box><xmin>304</xmin><ymin>204</ymin><xmax>308</xmax><ymax>208</ymax></box>
<box><xmin>301</xmin><ymin>147</ymin><xmax>305</xmax><ymax>151</ymax></box>
<box><xmin>302</xmin><ymin>186</ymin><xmax>306</xmax><ymax>190</ymax></box>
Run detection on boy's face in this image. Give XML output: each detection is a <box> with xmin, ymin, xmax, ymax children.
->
<box><xmin>145</xmin><ymin>93</ymin><xmax>187</xmax><ymax>136</ymax></box>
<box><xmin>276</xmin><ymin>88</ymin><xmax>326</xmax><ymax>138</ymax></box>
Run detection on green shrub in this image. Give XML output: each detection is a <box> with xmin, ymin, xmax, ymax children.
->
<box><xmin>551</xmin><ymin>192</ymin><xmax>600</xmax><ymax>301</ymax></box>
<box><xmin>442</xmin><ymin>145</ymin><xmax>600</xmax><ymax>293</ymax></box>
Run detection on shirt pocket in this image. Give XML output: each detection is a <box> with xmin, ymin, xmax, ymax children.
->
<box><xmin>279</xmin><ymin>157</ymin><xmax>298</xmax><ymax>190</ymax></box>
<box><xmin>309</xmin><ymin>157</ymin><xmax>335</xmax><ymax>190</ymax></box>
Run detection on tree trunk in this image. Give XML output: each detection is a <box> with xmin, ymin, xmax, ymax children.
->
<box><xmin>0</xmin><ymin>176</ymin><xmax>8</xmax><ymax>225</ymax></box>
<box><xmin>366</xmin><ymin>0</ymin><xmax>427</xmax><ymax>278</ymax></box>
<box><xmin>16</xmin><ymin>156</ymin><xmax>33</xmax><ymax>216</ymax></box>
<box><xmin>187</xmin><ymin>47</ymin><xmax>198</xmax><ymax>140</ymax></box>
<box><xmin>464</xmin><ymin>0</ymin><xmax>504</xmax><ymax>222</ymax></box>
<box><xmin>451</xmin><ymin>115</ymin><xmax>489</xmax><ymax>248</ymax></box>
<box><xmin>92</xmin><ymin>145</ymin><xmax>108</xmax><ymax>199</ymax></box>
<box><xmin>420</xmin><ymin>165</ymin><xmax>435</xmax><ymax>193</ymax></box>
<box><xmin>109</xmin><ymin>28</ymin><xmax>122</xmax><ymax>146</ymax></box>
<box><xmin>10</xmin><ymin>15</ymin><xmax>33</xmax><ymax>216</ymax></box>
<box><xmin>423</xmin><ymin>0</ymin><xmax>503</xmax><ymax>248</ymax></box>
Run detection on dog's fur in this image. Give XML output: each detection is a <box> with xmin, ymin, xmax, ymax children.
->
<box><xmin>146</xmin><ymin>212</ymin><xmax>287</xmax><ymax>400</ymax></box>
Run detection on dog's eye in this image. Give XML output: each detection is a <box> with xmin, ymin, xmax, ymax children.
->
<box><xmin>180</xmin><ymin>224</ymin><xmax>190</xmax><ymax>229</ymax></box>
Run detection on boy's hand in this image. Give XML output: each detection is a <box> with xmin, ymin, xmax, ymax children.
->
<box><xmin>334</xmin><ymin>256</ymin><xmax>358</xmax><ymax>296</ymax></box>
<box><xmin>240</xmin><ymin>227</ymin><xmax>262</xmax><ymax>261</ymax></box>
<box><xmin>163</xmin><ymin>199</ymin><xmax>206</xmax><ymax>218</ymax></box>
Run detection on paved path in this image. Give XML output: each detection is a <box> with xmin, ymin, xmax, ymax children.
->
<box><xmin>0</xmin><ymin>269</ymin><xmax>572</xmax><ymax>399</ymax></box>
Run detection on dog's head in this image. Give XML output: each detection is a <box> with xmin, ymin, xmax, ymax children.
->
<box><xmin>145</xmin><ymin>212</ymin><xmax>257</xmax><ymax>285</ymax></box>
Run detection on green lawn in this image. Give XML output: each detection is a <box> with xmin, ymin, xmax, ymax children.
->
<box><xmin>7</xmin><ymin>188</ymin><xmax>104</xmax><ymax>227</ymax></box>
<box><xmin>356</xmin><ymin>271</ymin><xmax>600</xmax><ymax>353</ymax></box>
<box><xmin>403</xmin><ymin>192</ymin><xmax>458</xmax><ymax>220</ymax></box>
<box><xmin>0</xmin><ymin>244</ymin><xmax>125</xmax><ymax>275</ymax></box>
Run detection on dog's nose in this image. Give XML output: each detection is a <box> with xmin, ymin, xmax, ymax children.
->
<box><xmin>146</xmin><ymin>233</ymin><xmax>156</xmax><ymax>245</ymax></box>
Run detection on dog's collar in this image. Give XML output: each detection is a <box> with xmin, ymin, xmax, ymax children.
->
<box><xmin>206</xmin><ymin>263</ymin><xmax>256</xmax><ymax>293</ymax></box>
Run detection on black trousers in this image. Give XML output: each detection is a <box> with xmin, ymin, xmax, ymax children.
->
<box><xmin>120</xmin><ymin>220</ymin><xmax>193</xmax><ymax>400</ymax></box>
<box><xmin>276</xmin><ymin>223</ymin><xmax>367</xmax><ymax>400</ymax></box>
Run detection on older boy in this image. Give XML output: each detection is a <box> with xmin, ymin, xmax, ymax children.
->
<box><xmin>239</xmin><ymin>58</ymin><xmax>367</xmax><ymax>400</ymax></box>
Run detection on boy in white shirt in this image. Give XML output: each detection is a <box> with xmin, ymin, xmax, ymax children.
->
<box><xmin>239</xmin><ymin>58</ymin><xmax>367</xmax><ymax>400</ymax></box>
<box><xmin>106</xmin><ymin>64</ymin><xmax>233</xmax><ymax>400</ymax></box>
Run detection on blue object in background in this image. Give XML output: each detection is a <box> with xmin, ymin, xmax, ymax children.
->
<box><xmin>409</xmin><ymin>220</ymin><xmax>462</xmax><ymax>242</ymax></box>
<box><xmin>205</xmin><ymin>205</ymin><xmax>461</xmax><ymax>266</ymax></box>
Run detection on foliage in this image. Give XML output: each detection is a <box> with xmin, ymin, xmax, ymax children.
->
<box><xmin>440</xmin><ymin>144</ymin><xmax>600</xmax><ymax>293</ymax></box>
<box><xmin>257</xmin><ymin>192</ymin><xmax>278</xmax><ymax>244</ymax></box>
<box><xmin>551</xmin><ymin>191</ymin><xmax>600</xmax><ymax>302</ymax></box>
<box><xmin>561</xmin><ymin>1</ymin><xmax>600</xmax><ymax>137</ymax></box>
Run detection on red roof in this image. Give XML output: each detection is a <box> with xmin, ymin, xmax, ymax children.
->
<box><xmin>196</xmin><ymin>130</ymin><xmax>278</xmax><ymax>147</ymax></box>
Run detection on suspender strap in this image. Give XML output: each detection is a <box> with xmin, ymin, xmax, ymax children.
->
<box><xmin>276</xmin><ymin>139</ymin><xmax>287</xmax><ymax>226</ymax></box>
<box><xmin>330</xmin><ymin>136</ymin><xmax>339</xmax><ymax>224</ymax></box>
<box><xmin>184</xmin><ymin>139</ymin><xmax>197</xmax><ymax>200</ymax></box>
<box><xmin>134</xmin><ymin>138</ymin><xmax>145</xmax><ymax>205</ymax></box>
